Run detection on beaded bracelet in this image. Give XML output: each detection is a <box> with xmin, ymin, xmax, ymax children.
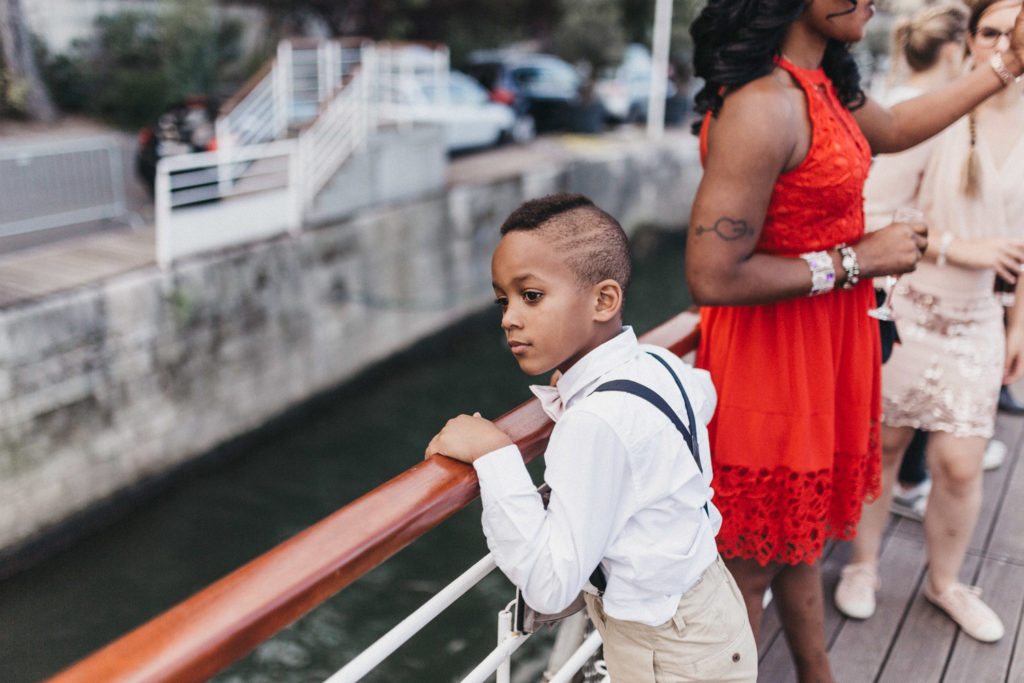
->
<box><xmin>799</xmin><ymin>250</ymin><xmax>835</xmax><ymax>296</ymax></box>
<box><xmin>990</xmin><ymin>52</ymin><xmax>1021</xmax><ymax>87</ymax></box>
<box><xmin>837</xmin><ymin>245</ymin><xmax>860</xmax><ymax>289</ymax></box>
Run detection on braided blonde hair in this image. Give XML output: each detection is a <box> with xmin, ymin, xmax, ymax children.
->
<box><xmin>961</xmin><ymin>0</ymin><xmax>1023</xmax><ymax>195</ymax></box>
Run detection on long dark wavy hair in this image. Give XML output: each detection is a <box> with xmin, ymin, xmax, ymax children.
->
<box><xmin>690</xmin><ymin>0</ymin><xmax>866</xmax><ymax>133</ymax></box>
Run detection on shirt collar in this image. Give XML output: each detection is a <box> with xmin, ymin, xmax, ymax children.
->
<box><xmin>529</xmin><ymin>327</ymin><xmax>639</xmax><ymax>421</ymax></box>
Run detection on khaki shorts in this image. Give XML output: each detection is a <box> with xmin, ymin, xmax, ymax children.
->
<box><xmin>584</xmin><ymin>554</ymin><xmax>757</xmax><ymax>682</ymax></box>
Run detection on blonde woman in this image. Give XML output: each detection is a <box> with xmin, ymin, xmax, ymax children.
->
<box><xmin>837</xmin><ymin>0</ymin><xmax>1024</xmax><ymax>644</ymax></box>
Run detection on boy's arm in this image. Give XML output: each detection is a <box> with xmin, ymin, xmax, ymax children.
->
<box><xmin>476</xmin><ymin>411</ymin><xmax>630</xmax><ymax>614</ymax></box>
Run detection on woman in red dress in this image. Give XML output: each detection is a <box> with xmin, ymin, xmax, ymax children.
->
<box><xmin>687</xmin><ymin>0</ymin><xmax>1024</xmax><ymax>680</ymax></box>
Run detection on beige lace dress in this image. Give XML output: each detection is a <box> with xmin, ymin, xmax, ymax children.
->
<box><xmin>864</xmin><ymin>114</ymin><xmax>1024</xmax><ymax>438</ymax></box>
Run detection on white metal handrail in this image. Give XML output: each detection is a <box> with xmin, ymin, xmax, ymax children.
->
<box><xmin>0</xmin><ymin>136</ymin><xmax>128</xmax><ymax>237</ymax></box>
<box><xmin>159</xmin><ymin>38</ymin><xmax>450</xmax><ymax>266</ymax></box>
<box><xmin>323</xmin><ymin>551</ymin><xmax>604</xmax><ymax>683</ymax></box>
<box><xmin>325</xmin><ymin>554</ymin><xmax>498</xmax><ymax>683</ymax></box>
<box><xmin>155</xmin><ymin>139</ymin><xmax>300</xmax><ymax>268</ymax></box>
<box><xmin>298</xmin><ymin>50</ymin><xmax>374</xmax><ymax>209</ymax></box>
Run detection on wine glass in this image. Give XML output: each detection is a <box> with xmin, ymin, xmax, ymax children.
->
<box><xmin>868</xmin><ymin>207</ymin><xmax>924</xmax><ymax>321</ymax></box>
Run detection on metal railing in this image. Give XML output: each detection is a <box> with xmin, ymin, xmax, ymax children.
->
<box><xmin>0</xmin><ymin>136</ymin><xmax>128</xmax><ymax>238</ymax></box>
<box><xmin>154</xmin><ymin>139</ymin><xmax>300</xmax><ymax>268</ymax></box>
<box><xmin>297</xmin><ymin>55</ymin><xmax>375</xmax><ymax>209</ymax></box>
<box><xmin>46</xmin><ymin>311</ymin><xmax>700</xmax><ymax>683</ymax></box>
<box><xmin>158</xmin><ymin>38</ymin><xmax>452</xmax><ymax>268</ymax></box>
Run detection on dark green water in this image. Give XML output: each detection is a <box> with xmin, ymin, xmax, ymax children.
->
<box><xmin>0</xmin><ymin>230</ymin><xmax>691</xmax><ymax>683</ymax></box>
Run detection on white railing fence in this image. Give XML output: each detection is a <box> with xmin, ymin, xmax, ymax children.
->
<box><xmin>297</xmin><ymin>49</ymin><xmax>375</xmax><ymax>209</ymax></box>
<box><xmin>373</xmin><ymin>42</ymin><xmax>451</xmax><ymax>111</ymax></box>
<box><xmin>155</xmin><ymin>138</ymin><xmax>300</xmax><ymax>268</ymax></box>
<box><xmin>0</xmin><ymin>136</ymin><xmax>129</xmax><ymax>238</ymax></box>
<box><xmin>324</xmin><ymin>552</ymin><xmax>609</xmax><ymax>683</ymax></box>
<box><xmin>159</xmin><ymin>38</ymin><xmax>452</xmax><ymax>268</ymax></box>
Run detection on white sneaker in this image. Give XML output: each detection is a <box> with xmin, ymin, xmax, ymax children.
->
<box><xmin>891</xmin><ymin>478</ymin><xmax>930</xmax><ymax>520</ymax></box>
<box><xmin>835</xmin><ymin>563</ymin><xmax>880</xmax><ymax>619</ymax></box>
<box><xmin>982</xmin><ymin>439</ymin><xmax>1007</xmax><ymax>471</ymax></box>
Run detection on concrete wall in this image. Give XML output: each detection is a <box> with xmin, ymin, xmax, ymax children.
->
<box><xmin>0</xmin><ymin>130</ymin><xmax>701</xmax><ymax>559</ymax></box>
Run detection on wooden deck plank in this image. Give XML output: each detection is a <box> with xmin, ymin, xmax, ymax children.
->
<box><xmin>944</xmin><ymin>558</ymin><xmax>1024</xmax><ymax>683</ymax></box>
<box><xmin>0</xmin><ymin>227</ymin><xmax>155</xmax><ymax>305</ymax></box>
<box><xmin>755</xmin><ymin>408</ymin><xmax>1023</xmax><ymax>682</ymax></box>
<box><xmin>829</xmin><ymin>533</ymin><xmax>928</xmax><ymax>680</ymax></box>
<box><xmin>988</xmin><ymin>417</ymin><xmax>1024</xmax><ymax>562</ymax></box>
<box><xmin>876</xmin><ymin>554</ymin><xmax>980</xmax><ymax>683</ymax></box>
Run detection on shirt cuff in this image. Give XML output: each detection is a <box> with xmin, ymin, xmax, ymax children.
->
<box><xmin>473</xmin><ymin>444</ymin><xmax>536</xmax><ymax>498</ymax></box>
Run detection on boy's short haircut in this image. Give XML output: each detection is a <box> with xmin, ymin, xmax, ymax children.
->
<box><xmin>500</xmin><ymin>193</ymin><xmax>632</xmax><ymax>293</ymax></box>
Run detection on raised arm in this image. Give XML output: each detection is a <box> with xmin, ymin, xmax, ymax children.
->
<box><xmin>854</xmin><ymin>7</ymin><xmax>1024</xmax><ymax>154</ymax></box>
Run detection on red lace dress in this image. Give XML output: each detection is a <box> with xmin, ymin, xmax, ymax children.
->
<box><xmin>696</xmin><ymin>57</ymin><xmax>881</xmax><ymax>566</ymax></box>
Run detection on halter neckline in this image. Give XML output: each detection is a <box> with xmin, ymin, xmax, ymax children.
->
<box><xmin>775</xmin><ymin>55</ymin><xmax>829</xmax><ymax>86</ymax></box>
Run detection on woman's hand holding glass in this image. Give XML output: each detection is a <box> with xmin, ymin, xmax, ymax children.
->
<box><xmin>868</xmin><ymin>208</ymin><xmax>927</xmax><ymax>321</ymax></box>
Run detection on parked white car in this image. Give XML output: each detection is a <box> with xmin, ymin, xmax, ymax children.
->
<box><xmin>378</xmin><ymin>70</ymin><xmax>517</xmax><ymax>152</ymax></box>
<box><xmin>594</xmin><ymin>44</ymin><xmax>680</xmax><ymax>124</ymax></box>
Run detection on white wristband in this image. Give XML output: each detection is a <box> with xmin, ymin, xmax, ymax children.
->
<box><xmin>936</xmin><ymin>232</ymin><xmax>954</xmax><ymax>267</ymax></box>
<box><xmin>800</xmin><ymin>250</ymin><xmax>836</xmax><ymax>296</ymax></box>
<box><xmin>990</xmin><ymin>53</ymin><xmax>1020</xmax><ymax>86</ymax></box>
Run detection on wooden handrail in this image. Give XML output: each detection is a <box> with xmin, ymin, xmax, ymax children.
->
<box><xmin>47</xmin><ymin>310</ymin><xmax>700</xmax><ymax>683</ymax></box>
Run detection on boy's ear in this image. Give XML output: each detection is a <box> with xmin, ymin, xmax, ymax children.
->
<box><xmin>592</xmin><ymin>279</ymin><xmax>623</xmax><ymax>322</ymax></box>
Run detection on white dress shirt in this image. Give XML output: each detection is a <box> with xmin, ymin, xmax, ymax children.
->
<box><xmin>473</xmin><ymin>327</ymin><xmax>721</xmax><ymax>626</ymax></box>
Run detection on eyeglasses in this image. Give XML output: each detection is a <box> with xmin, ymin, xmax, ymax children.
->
<box><xmin>973</xmin><ymin>26</ymin><xmax>1013</xmax><ymax>47</ymax></box>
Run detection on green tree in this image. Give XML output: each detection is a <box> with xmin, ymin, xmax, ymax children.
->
<box><xmin>552</xmin><ymin>0</ymin><xmax>626</xmax><ymax>71</ymax></box>
<box><xmin>40</xmin><ymin>0</ymin><xmax>246</xmax><ymax>128</ymax></box>
<box><xmin>0</xmin><ymin>0</ymin><xmax>57</xmax><ymax>121</ymax></box>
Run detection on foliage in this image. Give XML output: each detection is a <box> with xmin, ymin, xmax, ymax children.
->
<box><xmin>32</xmin><ymin>0</ymin><xmax>706</xmax><ymax>126</ymax></box>
<box><xmin>237</xmin><ymin>0</ymin><xmax>703</xmax><ymax>68</ymax></box>
<box><xmin>0</xmin><ymin>65</ymin><xmax>30</xmax><ymax>118</ymax></box>
<box><xmin>552</xmin><ymin>0</ymin><xmax>627</xmax><ymax>71</ymax></box>
<box><xmin>38</xmin><ymin>0</ymin><xmax>247</xmax><ymax>129</ymax></box>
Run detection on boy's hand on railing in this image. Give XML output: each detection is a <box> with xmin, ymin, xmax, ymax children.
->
<box><xmin>425</xmin><ymin>412</ymin><xmax>514</xmax><ymax>463</ymax></box>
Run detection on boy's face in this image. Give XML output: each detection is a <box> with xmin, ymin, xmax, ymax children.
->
<box><xmin>492</xmin><ymin>230</ymin><xmax>608</xmax><ymax>376</ymax></box>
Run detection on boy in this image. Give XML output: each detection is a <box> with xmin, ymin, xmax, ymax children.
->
<box><xmin>425</xmin><ymin>193</ymin><xmax>756</xmax><ymax>682</ymax></box>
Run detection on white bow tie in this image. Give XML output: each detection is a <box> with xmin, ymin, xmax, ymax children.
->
<box><xmin>530</xmin><ymin>384</ymin><xmax>565</xmax><ymax>421</ymax></box>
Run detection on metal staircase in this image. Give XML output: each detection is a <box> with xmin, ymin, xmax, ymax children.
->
<box><xmin>155</xmin><ymin>38</ymin><xmax>450</xmax><ymax>268</ymax></box>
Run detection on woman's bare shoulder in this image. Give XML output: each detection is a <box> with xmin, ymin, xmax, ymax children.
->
<box><xmin>709</xmin><ymin>71</ymin><xmax>801</xmax><ymax>162</ymax></box>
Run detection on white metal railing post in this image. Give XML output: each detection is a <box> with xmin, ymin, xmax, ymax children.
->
<box><xmin>496</xmin><ymin>603</ymin><xmax>514</xmax><ymax>683</ymax></box>
<box><xmin>106</xmin><ymin>143</ymin><xmax>127</xmax><ymax>216</ymax></box>
<box><xmin>217</xmin><ymin>142</ymin><xmax>231</xmax><ymax>199</ymax></box>
<box><xmin>288</xmin><ymin>143</ymin><xmax>303</xmax><ymax>235</ymax></box>
<box><xmin>155</xmin><ymin>158</ymin><xmax>171</xmax><ymax>269</ymax></box>
<box><xmin>362</xmin><ymin>43</ymin><xmax>377</xmax><ymax>137</ymax></box>
<box><xmin>215</xmin><ymin>117</ymin><xmax>231</xmax><ymax>151</ymax></box>
<box><xmin>318</xmin><ymin>41</ymin><xmax>331</xmax><ymax>105</ymax></box>
<box><xmin>276</xmin><ymin>41</ymin><xmax>292</xmax><ymax>136</ymax></box>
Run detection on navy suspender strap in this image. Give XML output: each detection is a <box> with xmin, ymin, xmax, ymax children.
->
<box><xmin>645</xmin><ymin>351</ymin><xmax>701</xmax><ymax>470</ymax></box>
<box><xmin>586</xmin><ymin>352</ymin><xmax>708</xmax><ymax>593</ymax></box>
<box><xmin>592</xmin><ymin>352</ymin><xmax>701</xmax><ymax>473</ymax></box>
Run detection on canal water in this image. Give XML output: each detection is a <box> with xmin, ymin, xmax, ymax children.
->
<box><xmin>0</xmin><ymin>230</ymin><xmax>692</xmax><ymax>683</ymax></box>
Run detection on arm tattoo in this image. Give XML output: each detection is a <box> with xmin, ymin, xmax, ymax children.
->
<box><xmin>694</xmin><ymin>217</ymin><xmax>755</xmax><ymax>241</ymax></box>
